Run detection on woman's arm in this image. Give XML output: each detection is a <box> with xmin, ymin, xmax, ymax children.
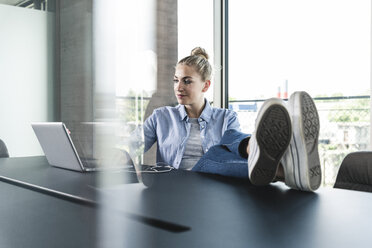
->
<box><xmin>143</xmin><ymin>111</ymin><xmax>158</xmax><ymax>153</ymax></box>
<box><xmin>227</xmin><ymin>111</ymin><xmax>241</xmax><ymax>131</ymax></box>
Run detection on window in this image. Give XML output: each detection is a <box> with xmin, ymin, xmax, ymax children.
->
<box><xmin>178</xmin><ymin>0</ymin><xmax>214</xmax><ymax>102</ymax></box>
<box><xmin>228</xmin><ymin>0</ymin><xmax>371</xmax><ymax>185</ymax></box>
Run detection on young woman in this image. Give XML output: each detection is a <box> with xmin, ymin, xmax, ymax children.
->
<box><xmin>143</xmin><ymin>47</ymin><xmax>322</xmax><ymax>192</ymax></box>
<box><xmin>144</xmin><ymin>47</ymin><xmax>240</xmax><ymax>170</ymax></box>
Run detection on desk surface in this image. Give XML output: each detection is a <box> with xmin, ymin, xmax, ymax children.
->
<box><xmin>103</xmin><ymin>171</ymin><xmax>372</xmax><ymax>248</ymax></box>
<box><xmin>1</xmin><ymin>156</ymin><xmax>372</xmax><ymax>248</ymax></box>
<box><xmin>0</xmin><ymin>156</ymin><xmax>137</xmax><ymax>201</ymax></box>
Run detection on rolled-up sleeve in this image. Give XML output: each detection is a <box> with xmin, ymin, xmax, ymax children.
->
<box><xmin>227</xmin><ymin>111</ymin><xmax>241</xmax><ymax>131</ymax></box>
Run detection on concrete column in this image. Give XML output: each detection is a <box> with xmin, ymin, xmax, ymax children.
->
<box><xmin>144</xmin><ymin>0</ymin><xmax>178</xmax><ymax>164</ymax></box>
<box><xmin>57</xmin><ymin>0</ymin><xmax>94</xmax><ymax>156</ymax></box>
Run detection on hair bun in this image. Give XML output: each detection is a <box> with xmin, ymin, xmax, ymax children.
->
<box><xmin>191</xmin><ymin>47</ymin><xmax>209</xmax><ymax>60</ymax></box>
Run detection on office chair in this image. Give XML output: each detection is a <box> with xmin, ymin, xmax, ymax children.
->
<box><xmin>334</xmin><ymin>151</ymin><xmax>372</xmax><ymax>193</ymax></box>
<box><xmin>0</xmin><ymin>139</ymin><xmax>9</xmax><ymax>158</ymax></box>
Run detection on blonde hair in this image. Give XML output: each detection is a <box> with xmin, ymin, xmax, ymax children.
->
<box><xmin>177</xmin><ymin>47</ymin><xmax>212</xmax><ymax>81</ymax></box>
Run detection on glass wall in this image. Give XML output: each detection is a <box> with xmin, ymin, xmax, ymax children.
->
<box><xmin>178</xmin><ymin>0</ymin><xmax>214</xmax><ymax>102</ymax></box>
<box><xmin>112</xmin><ymin>0</ymin><xmax>157</xmax><ymax>165</ymax></box>
<box><xmin>228</xmin><ymin>0</ymin><xmax>371</xmax><ymax>186</ymax></box>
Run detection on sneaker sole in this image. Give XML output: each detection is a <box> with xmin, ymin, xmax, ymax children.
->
<box><xmin>250</xmin><ymin>104</ymin><xmax>292</xmax><ymax>186</ymax></box>
<box><xmin>290</xmin><ymin>92</ymin><xmax>322</xmax><ymax>191</ymax></box>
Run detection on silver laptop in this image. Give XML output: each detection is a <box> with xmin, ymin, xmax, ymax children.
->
<box><xmin>31</xmin><ymin>122</ymin><xmax>132</xmax><ymax>172</ymax></box>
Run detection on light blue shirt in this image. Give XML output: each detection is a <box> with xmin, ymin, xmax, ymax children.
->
<box><xmin>143</xmin><ymin>100</ymin><xmax>240</xmax><ymax>169</ymax></box>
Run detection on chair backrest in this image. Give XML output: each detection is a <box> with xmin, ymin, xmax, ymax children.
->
<box><xmin>0</xmin><ymin>139</ymin><xmax>9</xmax><ymax>158</ymax></box>
<box><xmin>334</xmin><ymin>151</ymin><xmax>372</xmax><ymax>193</ymax></box>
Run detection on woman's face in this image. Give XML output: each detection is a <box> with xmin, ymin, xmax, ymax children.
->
<box><xmin>173</xmin><ymin>64</ymin><xmax>210</xmax><ymax>106</ymax></box>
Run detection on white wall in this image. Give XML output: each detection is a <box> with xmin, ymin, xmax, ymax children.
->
<box><xmin>0</xmin><ymin>4</ymin><xmax>54</xmax><ymax>157</ymax></box>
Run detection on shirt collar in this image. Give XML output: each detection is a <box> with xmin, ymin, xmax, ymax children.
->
<box><xmin>199</xmin><ymin>99</ymin><xmax>212</xmax><ymax>123</ymax></box>
<box><xmin>177</xmin><ymin>99</ymin><xmax>212</xmax><ymax>123</ymax></box>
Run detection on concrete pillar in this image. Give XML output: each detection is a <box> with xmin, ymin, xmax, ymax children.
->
<box><xmin>144</xmin><ymin>0</ymin><xmax>178</xmax><ymax>164</ymax></box>
<box><xmin>57</xmin><ymin>0</ymin><xmax>94</xmax><ymax>157</ymax></box>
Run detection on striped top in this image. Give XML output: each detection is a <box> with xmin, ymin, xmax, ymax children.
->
<box><xmin>179</xmin><ymin>118</ymin><xmax>204</xmax><ymax>170</ymax></box>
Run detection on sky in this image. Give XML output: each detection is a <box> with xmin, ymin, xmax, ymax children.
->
<box><xmin>228</xmin><ymin>0</ymin><xmax>371</xmax><ymax>99</ymax></box>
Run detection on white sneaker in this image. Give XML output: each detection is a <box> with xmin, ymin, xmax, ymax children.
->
<box><xmin>281</xmin><ymin>91</ymin><xmax>322</xmax><ymax>191</ymax></box>
<box><xmin>248</xmin><ymin>98</ymin><xmax>292</xmax><ymax>186</ymax></box>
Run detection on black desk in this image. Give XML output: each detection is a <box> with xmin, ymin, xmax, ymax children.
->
<box><xmin>102</xmin><ymin>171</ymin><xmax>372</xmax><ymax>248</ymax></box>
<box><xmin>0</xmin><ymin>156</ymin><xmax>137</xmax><ymax>201</ymax></box>
<box><xmin>1</xmin><ymin>156</ymin><xmax>372</xmax><ymax>248</ymax></box>
<box><xmin>0</xmin><ymin>181</ymin><xmax>96</xmax><ymax>247</ymax></box>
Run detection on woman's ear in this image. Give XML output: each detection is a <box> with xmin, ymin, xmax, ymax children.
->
<box><xmin>202</xmin><ymin>80</ymin><xmax>211</xmax><ymax>93</ymax></box>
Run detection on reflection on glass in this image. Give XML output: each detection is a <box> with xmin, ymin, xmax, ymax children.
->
<box><xmin>93</xmin><ymin>0</ymin><xmax>176</xmax><ymax>246</ymax></box>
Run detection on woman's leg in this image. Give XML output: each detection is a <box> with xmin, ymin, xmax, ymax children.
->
<box><xmin>219</xmin><ymin>129</ymin><xmax>251</xmax><ymax>158</ymax></box>
<box><xmin>192</xmin><ymin>129</ymin><xmax>250</xmax><ymax>178</ymax></box>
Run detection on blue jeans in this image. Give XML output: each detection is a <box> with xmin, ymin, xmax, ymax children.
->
<box><xmin>192</xmin><ymin>129</ymin><xmax>250</xmax><ymax>178</ymax></box>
